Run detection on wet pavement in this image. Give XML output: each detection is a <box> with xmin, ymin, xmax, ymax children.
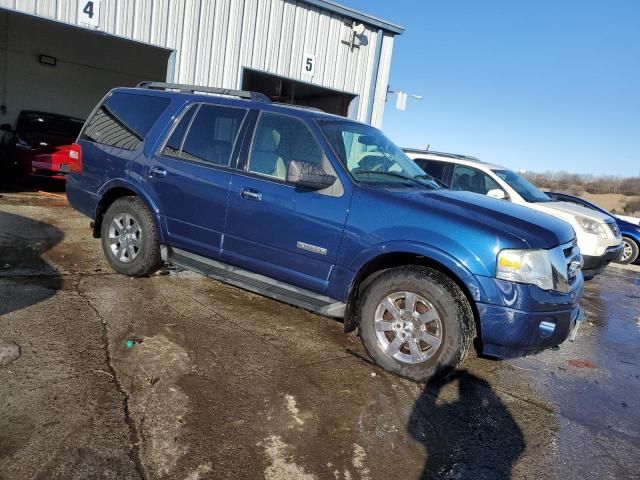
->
<box><xmin>1</xmin><ymin>187</ymin><xmax>639</xmax><ymax>480</ymax></box>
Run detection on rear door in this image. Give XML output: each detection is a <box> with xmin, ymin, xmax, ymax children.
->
<box><xmin>222</xmin><ymin>111</ymin><xmax>350</xmax><ymax>294</ymax></box>
<box><xmin>145</xmin><ymin>102</ymin><xmax>248</xmax><ymax>259</ymax></box>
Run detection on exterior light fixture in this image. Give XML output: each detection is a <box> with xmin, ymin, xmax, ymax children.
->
<box><xmin>39</xmin><ymin>55</ymin><xmax>57</xmax><ymax>66</ymax></box>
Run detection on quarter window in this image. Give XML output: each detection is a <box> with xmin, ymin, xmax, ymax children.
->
<box><xmin>82</xmin><ymin>92</ymin><xmax>170</xmax><ymax>150</ymax></box>
<box><xmin>248</xmin><ymin>113</ymin><xmax>323</xmax><ymax>180</ymax></box>
<box><xmin>179</xmin><ymin>104</ymin><xmax>247</xmax><ymax>166</ymax></box>
<box><xmin>162</xmin><ymin>105</ymin><xmax>196</xmax><ymax>158</ymax></box>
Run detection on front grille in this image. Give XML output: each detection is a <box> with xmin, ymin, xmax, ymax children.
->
<box><xmin>563</xmin><ymin>242</ymin><xmax>581</xmax><ymax>286</ymax></box>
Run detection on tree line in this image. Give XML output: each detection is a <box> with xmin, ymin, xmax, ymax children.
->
<box><xmin>522</xmin><ymin>171</ymin><xmax>640</xmax><ymax>214</ymax></box>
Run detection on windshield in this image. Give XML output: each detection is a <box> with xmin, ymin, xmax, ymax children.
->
<box><xmin>319</xmin><ymin>120</ymin><xmax>441</xmax><ymax>189</ymax></box>
<box><xmin>492</xmin><ymin>169</ymin><xmax>550</xmax><ymax>202</ymax></box>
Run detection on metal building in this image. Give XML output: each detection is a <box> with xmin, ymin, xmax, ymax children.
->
<box><xmin>0</xmin><ymin>0</ymin><xmax>403</xmax><ymax>127</ymax></box>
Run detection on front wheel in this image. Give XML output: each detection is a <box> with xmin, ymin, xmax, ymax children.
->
<box><xmin>101</xmin><ymin>197</ymin><xmax>162</xmax><ymax>277</ymax></box>
<box><xmin>617</xmin><ymin>237</ymin><xmax>639</xmax><ymax>265</ymax></box>
<box><xmin>358</xmin><ymin>266</ymin><xmax>476</xmax><ymax>382</ymax></box>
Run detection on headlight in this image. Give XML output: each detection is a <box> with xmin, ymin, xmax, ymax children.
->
<box><xmin>578</xmin><ymin>216</ymin><xmax>607</xmax><ymax>238</ymax></box>
<box><xmin>496</xmin><ymin>249</ymin><xmax>553</xmax><ymax>290</ymax></box>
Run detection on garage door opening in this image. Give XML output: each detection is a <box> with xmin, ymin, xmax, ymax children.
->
<box><xmin>0</xmin><ymin>8</ymin><xmax>172</xmax><ymax>190</ymax></box>
<box><xmin>241</xmin><ymin>69</ymin><xmax>357</xmax><ymax>117</ymax></box>
<box><xmin>0</xmin><ymin>9</ymin><xmax>172</xmax><ymax>125</ymax></box>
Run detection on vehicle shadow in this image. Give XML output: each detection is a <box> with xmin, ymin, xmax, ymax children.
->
<box><xmin>0</xmin><ymin>175</ymin><xmax>66</xmax><ymax>194</ymax></box>
<box><xmin>408</xmin><ymin>370</ymin><xmax>525</xmax><ymax>480</ymax></box>
<box><xmin>0</xmin><ymin>210</ymin><xmax>64</xmax><ymax>316</ymax></box>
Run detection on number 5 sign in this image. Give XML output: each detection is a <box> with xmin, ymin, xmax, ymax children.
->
<box><xmin>302</xmin><ymin>53</ymin><xmax>316</xmax><ymax>77</ymax></box>
<box><xmin>78</xmin><ymin>0</ymin><xmax>101</xmax><ymax>28</ymax></box>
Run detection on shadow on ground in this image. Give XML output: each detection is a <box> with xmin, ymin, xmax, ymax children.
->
<box><xmin>409</xmin><ymin>370</ymin><xmax>525</xmax><ymax>480</ymax></box>
<box><xmin>0</xmin><ymin>210</ymin><xmax>64</xmax><ymax>315</ymax></box>
<box><xmin>0</xmin><ymin>174</ymin><xmax>66</xmax><ymax>194</ymax></box>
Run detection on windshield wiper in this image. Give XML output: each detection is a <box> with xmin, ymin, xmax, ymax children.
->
<box><xmin>356</xmin><ymin>171</ymin><xmax>438</xmax><ymax>188</ymax></box>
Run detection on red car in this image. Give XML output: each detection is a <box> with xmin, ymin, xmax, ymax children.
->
<box><xmin>0</xmin><ymin>110</ymin><xmax>84</xmax><ymax>180</ymax></box>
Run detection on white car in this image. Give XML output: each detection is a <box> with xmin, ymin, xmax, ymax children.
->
<box><xmin>404</xmin><ymin>150</ymin><xmax>623</xmax><ymax>279</ymax></box>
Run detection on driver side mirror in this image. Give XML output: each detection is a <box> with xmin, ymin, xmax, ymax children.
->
<box><xmin>286</xmin><ymin>160</ymin><xmax>336</xmax><ymax>190</ymax></box>
<box><xmin>0</xmin><ymin>124</ymin><xmax>13</xmax><ymax>133</ymax></box>
<box><xmin>487</xmin><ymin>188</ymin><xmax>507</xmax><ymax>200</ymax></box>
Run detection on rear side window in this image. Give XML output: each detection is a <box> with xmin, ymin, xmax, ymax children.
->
<box><xmin>415</xmin><ymin>159</ymin><xmax>449</xmax><ymax>183</ymax></box>
<box><xmin>179</xmin><ymin>104</ymin><xmax>247</xmax><ymax>166</ymax></box>
<box><xmin>82</xmin><ymin>92</ymin><xmax>170</xmax><ymax>150</ymax></box>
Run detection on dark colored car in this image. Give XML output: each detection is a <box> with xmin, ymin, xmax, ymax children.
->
<box><xmin>546</xmin><ymin>192</ymin><xmax>640</xmax><ymax>265</ymax></box>
<box><xmin>0</xmin><ymin>110</ymin><xmax>84</xmax><ymax>179</ymax></box>
<box><xmin>65</xmin><ymin>82</ymin><xmax>584</xmax><ymax>381</ymax></box>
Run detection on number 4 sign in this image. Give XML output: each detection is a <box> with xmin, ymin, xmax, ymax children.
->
<box><xmin>78</xmin><ymin>0</ymin><xmax>101</xmax><ymax>28</ymax></box>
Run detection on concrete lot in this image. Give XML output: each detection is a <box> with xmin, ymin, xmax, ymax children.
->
<box><xmin>1</xmin><ymin>186</ymin><xmax>639</xmax><ymax>480</ymax></box>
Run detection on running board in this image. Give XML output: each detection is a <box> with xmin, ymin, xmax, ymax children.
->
<box><xmin>168</xmin><ymin>247</ymin><xmax>346</xmax><ymax>318</ymax></box>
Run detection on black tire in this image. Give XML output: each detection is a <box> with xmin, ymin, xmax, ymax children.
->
<box><xmin>100</xmin><ymin>197</ymin><xmax>162</xmax><ymax>277</ymax></box>
<box><xmin>358</xmin><ymin>266</ymin><xmax>475</xmax><ymax>382</ymax></box>
<box><xmin>618</xmin><ymin>236</ymin><xmax>639</xmax><ymax>265</ymax></box>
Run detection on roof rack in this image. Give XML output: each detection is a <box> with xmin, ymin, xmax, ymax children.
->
<box><xmin>136</xmin><ymin>81</ymin><xmax>271</xmax><ymax>103</ymax></box>
<box><xmin>272</xmin><ymin>102</ymin><xmax>325</xmax><ymax>113</ymax></box>
<box><xmin>403</xmin><ymin>147</ymin><xmax>483</xmax><ymax>163</ymax></box>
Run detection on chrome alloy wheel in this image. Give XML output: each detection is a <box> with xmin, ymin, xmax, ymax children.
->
<box><xmin>621</xmin><ymin>240</ymin><xmax>633</xmax><ymax>263</ymax></box>
<box><xmin>108</xmin><ymin>213</ymin><xmax>142</xmax><ymax>263</ymax></box>
<box><xmin>374</xmin><ymin>291</ymin><xmax>443</xmax><ymax>364</ymax></box>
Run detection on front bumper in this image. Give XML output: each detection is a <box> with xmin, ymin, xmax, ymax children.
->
<box><xmin>582</xmin><ymin>244</ymin><xmax>624</xmax><ymax>279</ymax></box>
<box><xmin>475</xmin><ymin>275</ymin><xmax>584</xmax><ymax>359</ymax></box>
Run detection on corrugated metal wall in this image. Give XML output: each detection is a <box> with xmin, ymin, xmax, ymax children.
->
<box><xmin>0</xmin><ymin>0</ymin><xmax>395</xmax><ymax>126</ymax></box>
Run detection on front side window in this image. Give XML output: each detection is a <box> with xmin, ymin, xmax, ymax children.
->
<box><xmin>248</xmin><ymin>112</ymin><xmax>323</xmax><ymax>180</ymax></box>
<box><xmin>492</xmin><ymin>169</ymin><xmax>550</xmax><ymax>202</ymax></box>
<box><xmin>82</xmin><ymin>92</ymin><xmax>170</xmax><ymax>150</ymax></box>
<box><xmin>320</xmin><ymin>120</ymin><xmax>440</xmax><ymax>189</ymax></box>
<box><xmin>179</xmin><ymin>104</ymin><xmax>247</xmax><ymax>166</ymax></box>
<box><xmin>451</xmin><ymin>165</ymin><xmax>501</xmax><ymax>195</ymax></box>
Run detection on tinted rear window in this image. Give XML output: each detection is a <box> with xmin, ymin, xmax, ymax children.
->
<box><xmin>82</xmin><ymin>92</ymin><xmax>170</xmax><ymax>150</ymax></box>
<box><xmin>17</xmin><ymin>112</ymin><xmax>84</xmax><ymax>137</ymax></box>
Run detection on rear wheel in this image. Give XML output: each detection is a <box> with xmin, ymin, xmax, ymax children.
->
<box><xmin>618</xmin><ymin>237</ymin><xmax>639</xmax><ymax>265</ymax></box>
<box><xmin>358</xmin><ymin>266</ymin><xmax>476</xmax><ymax>382</ymax></box>
<box><xmin>101</xmin><ymin>197</ymin><xmax>162</xmax><ymax>276</ymax></box>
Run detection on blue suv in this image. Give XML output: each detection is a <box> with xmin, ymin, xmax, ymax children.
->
<box><xmin>66</xmin><ymin>82</ymin><xmax>584</xmax><ymax>381</ymax></box>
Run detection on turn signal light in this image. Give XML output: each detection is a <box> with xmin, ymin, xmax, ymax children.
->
<box><xmin>69</xmin><ymin>143</ymin><xmax>82</xmax><ymax>174</ymax></box>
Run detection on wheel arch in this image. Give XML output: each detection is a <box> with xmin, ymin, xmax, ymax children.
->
<box><xmin>343</xmin><ymin>249</ymin><xmax>484</xmax><ymax>340</ymax></box>
<box><xmin>93</xmin><ymin>180</ymin><xmax>163</xmax><ymax>241</ymax></box>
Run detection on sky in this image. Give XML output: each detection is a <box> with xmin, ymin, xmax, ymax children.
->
<box><xmin>339</xmin><ymin>0</ymin><xmax>639</xmax><ymax>177</ymax></box>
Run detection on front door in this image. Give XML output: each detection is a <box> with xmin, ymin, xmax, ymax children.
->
<box><xmin>146</xmin><ymin>102</ymin><xmax>248</xmax><ymax>259</ymax></box>
<box><xmin>222</xmin><ymin>111</ymin><xmax>351</xmax><ymax>294</ymax></box>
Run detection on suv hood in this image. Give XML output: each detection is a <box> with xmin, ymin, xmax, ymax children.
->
<box><xmin>531</xmin><ymin>201</ymin><xmax>611</xmax><ymax>223</ymax></box>
<box><xmin>381</xmin><ymin>188</ymin><xmax>575</xmax><ymax>249</ymax></box>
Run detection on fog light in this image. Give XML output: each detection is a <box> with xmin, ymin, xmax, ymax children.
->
<box><xmin>539</xmin><ymin>320</ymin><xmax>556</xmax><ymax>338</ymax></box>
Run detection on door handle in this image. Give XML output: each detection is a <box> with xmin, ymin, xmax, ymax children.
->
<box><xmin>240</xmin><ymin>188</ymin><xmax>262</xmax><ymax>201</ymax></box>
<box><xmin>149</xmin><ymin>166</ymin><xmax>167</xmax><ymax>178</ymax></box>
